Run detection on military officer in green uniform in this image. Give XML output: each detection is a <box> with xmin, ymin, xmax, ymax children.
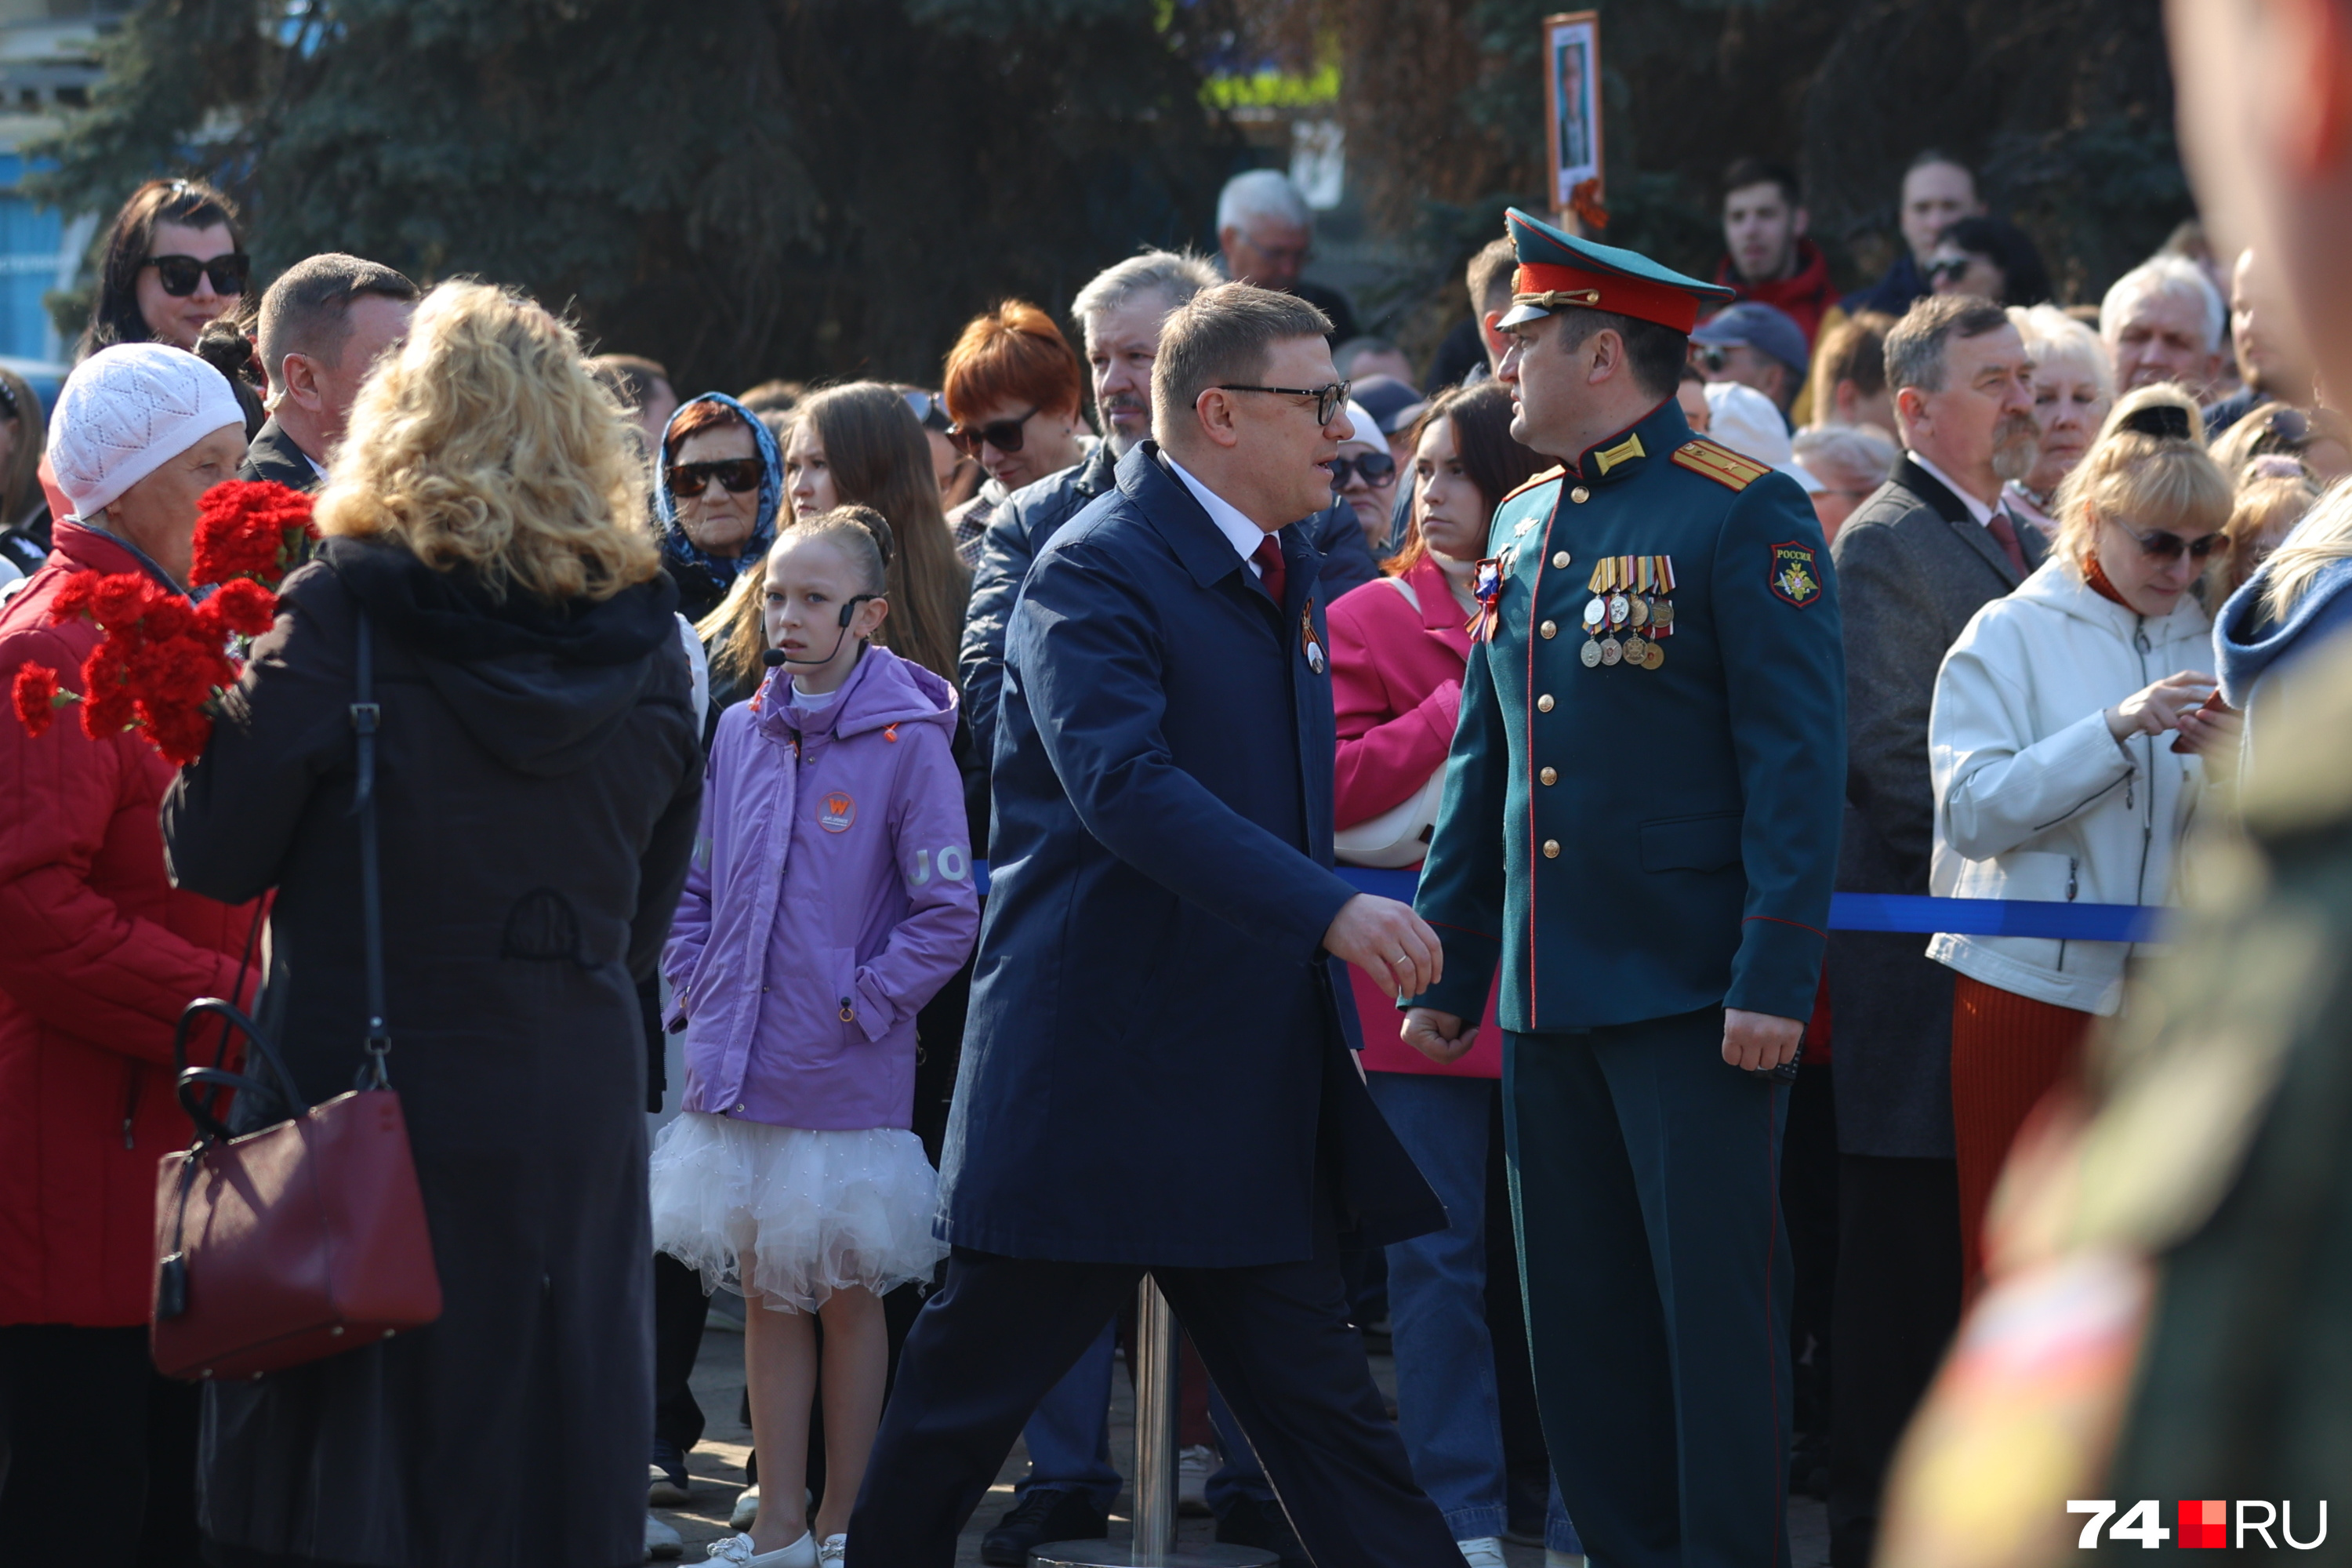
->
<box><xmin>1403</xmin><ymin>209</ymin><xmax>1846</xmax><ymax>1568</ymax></box>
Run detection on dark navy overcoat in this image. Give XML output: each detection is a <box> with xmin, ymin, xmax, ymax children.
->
<box><xmin>938</xmin><ymin>443</ymin><xmax>1445</xmax><ymax>1267</ymax></box>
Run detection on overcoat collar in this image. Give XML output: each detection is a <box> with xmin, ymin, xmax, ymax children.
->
<box><xmin>1122</xmin><ymin>441</ymin><xmax>1323</xmax><ymax>608</ymax></box>
<box><xmin>1891</xmin><ymin>453</ymin><xmax>2042</xmax><ymax>587</ymax></box>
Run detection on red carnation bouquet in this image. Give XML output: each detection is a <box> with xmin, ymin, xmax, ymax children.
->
<box><xmin>10</xmin><ymin>481</ymin><xmax>319</xmax><ymax>766</ymax></box>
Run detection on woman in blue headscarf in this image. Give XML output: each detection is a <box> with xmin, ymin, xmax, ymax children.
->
<box><xmin>655</xmin><ymin>390</ymin><xmax>782</xmax><ymax>621</ymax></box>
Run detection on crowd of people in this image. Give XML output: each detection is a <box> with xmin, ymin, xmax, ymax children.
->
<box><xmin>2</xmin><ymin>101</ymin><xmax>2350</xmax><ymax>1568</ymax></box>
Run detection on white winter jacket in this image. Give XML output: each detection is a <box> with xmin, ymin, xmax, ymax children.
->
<box><xmin>1926</xmin><ymin>561</ymin><xmax>2212</xmax><ymax>1014</ymax></box>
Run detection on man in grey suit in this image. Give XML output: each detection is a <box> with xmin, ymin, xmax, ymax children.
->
<box><xmin>1821</xmin><ymin>293</ymin><xmax>2043</xmax><ymax>1568</ymax></box>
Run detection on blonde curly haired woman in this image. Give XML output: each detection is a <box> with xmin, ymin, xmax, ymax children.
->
<box><xmin>162</xmin><ymin>281</ymin><xmax>705</xmax><ymax>1568</ymax></box>
<box><xmin>1926</xmin><ymin>382</ymin><xmax>2232</xmax><ymax>1291</ymax></box>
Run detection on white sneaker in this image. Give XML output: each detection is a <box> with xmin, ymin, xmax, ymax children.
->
<box><xmin>1177</xmin><ymin>1444</ymin><xmax>1214</xmax><ymax>1518</ymax></box>
<box><xmin>817</xmin><ymin>1536</ymin><xmax>847</xmax><ymax>1563</ymax></box>
<box><xmin>1459</xmin><ymin>1539</ymin><xmax>1508</xmax><ymax>1568</ymax></box>
<box><xmin>730</xmin><ymin>1485</ymin><xmax>761</xmax><ymax>1531</ymax></box>
<box><xmin>704</xmin><ymin>1530</ymin><xmax>816</xmax><ymax>1567</ymax></box>
<box><xmin>1545</xmin><ymin>1554</ymin><xmax>1588</xmax><ymax>1568</ymax></box>
<box><xmin>646</xmin><ymin>1512</ymin><xmax>684</xmax><ymax>1561</ymax></box>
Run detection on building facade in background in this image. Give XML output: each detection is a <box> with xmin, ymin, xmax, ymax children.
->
<box><xmin>0</xmin><ymin>1</ymin><xmax>115</xmax><ymax>368</ymax></box>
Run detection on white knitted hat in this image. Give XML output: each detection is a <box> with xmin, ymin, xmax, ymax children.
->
<box><xmin>48</xmin><ymin>343</ymin><xmax>247</xmax><ymax>519</ymax></box>
<box><xmin>1341</xmin><ymin>400</ymin><xmax>1381</xmax><ymax>447</ymax></box>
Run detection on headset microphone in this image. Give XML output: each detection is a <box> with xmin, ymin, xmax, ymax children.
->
<box><xmin>763</xmin><ymin>594</ymin><xmax>880</xmax><ymax>667</ymax></box>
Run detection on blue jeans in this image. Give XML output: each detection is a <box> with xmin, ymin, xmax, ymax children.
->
<box><xmin>1368</xmin><ymin>1071</ymin><xmax>1581</xmax><ymax>1554</ymax></box>
<box><xmin>1014</xmin><ymin>1321</ymin><xmax>1277</xmax><ymax>1513</ymax></box>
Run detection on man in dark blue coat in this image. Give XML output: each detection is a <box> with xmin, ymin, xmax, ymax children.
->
<box><xmin>850</xmin><ymin>284</ymin><xmax>1456</xmax><ymax>1566</ymax></box>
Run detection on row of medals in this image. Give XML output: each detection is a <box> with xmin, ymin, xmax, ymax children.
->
<box><xmin>1581</xmin><ymin>554</ymin><xmax>1675</xmax><ymax>670</ymax></box>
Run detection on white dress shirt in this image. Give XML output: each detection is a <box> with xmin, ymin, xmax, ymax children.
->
<box><xmin>1905</xmin><ymin>450</ymin><xmax>2000</xmax><ymax>528</ymax></box>
<box><xmin>1163</xmin><ymin>454</ymin><xmax>1276</xmax><ymax>576</ymax></box>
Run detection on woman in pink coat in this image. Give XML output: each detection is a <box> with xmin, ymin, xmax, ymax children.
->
<box><xmin>1325</xmin><ymin>379</ymin><xmax>1577</xmax><ymax>1563</ymax></box>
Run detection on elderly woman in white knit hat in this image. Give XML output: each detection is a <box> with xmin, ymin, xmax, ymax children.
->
<box><xmin>0</xmin><ymin>343</ymin><xmax>256</xmax><ymax>1560</ymax></box>
<box><xmin>1331</xmin><ymin>396</ymin><xmax>1401</xmax><ymax>554</ymax></box>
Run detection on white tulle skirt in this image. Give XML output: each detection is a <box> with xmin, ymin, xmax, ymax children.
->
<box><xmin>648</xmin><ymin>1112</ymin><xmax>949</xmax><ymax>1312</ymax></box>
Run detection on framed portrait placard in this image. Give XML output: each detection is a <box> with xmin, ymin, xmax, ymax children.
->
<box><xmin>1544</xmin><ymin>11</ymin><xmax>1602</xmax><ymax>219</ymax></box>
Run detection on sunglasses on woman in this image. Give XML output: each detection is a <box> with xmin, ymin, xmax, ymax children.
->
<box><xmin>142</xmin><ymin>252</ymin><xmax>252</xmax><ymax>298</ymax></box>
<box><xmin>948</xmin><ymin>407</ymin><xmax>1037</xmax><ymax>457</ymax></box>
<box><xmin>1329</xmin><ymin>452</ymin><xmax>1397</xmax><ymax>488</ymax></box>
<box><xmin>2111</xmin><ymin>517</ymin><xmax>2226</xmax><ymax>562</ymax></box>
<box><xmin>1926</xmin><ymin>256</ymin><xmax>1978</xmax><ymax>285</ymax></box>
<box><xmin>669</xmin><ymin>458</ymin><xmax>764</xmax><ymax>497</ymax></box>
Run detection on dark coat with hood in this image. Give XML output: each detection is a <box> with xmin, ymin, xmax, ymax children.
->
<box><xmin>161</xmin><ymin>539</ymin><xmax>703</xmax><ymax>1568</ymax></box>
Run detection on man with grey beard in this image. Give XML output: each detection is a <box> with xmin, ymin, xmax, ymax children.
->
<box><xmin>1817</xmin><ymin>293</ymin><xmax>2045</xmax><ymax>1568</ymax></box>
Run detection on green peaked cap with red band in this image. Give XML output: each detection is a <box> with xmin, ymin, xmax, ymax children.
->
<box><xmin>1497</xmin><ymin>206</ymin><xmax>1734</xmax><ymax>336</ymax></box>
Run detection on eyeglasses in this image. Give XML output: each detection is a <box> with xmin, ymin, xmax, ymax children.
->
<box><xmin>1329</xmin><ymin>451</ymin><xmax>1396</xmax><ymax>488</ymax></box>
<box><xmin>1695</xmin><ymin>346</ymin><xmax>1733</xmax><ymax>373</ymax></box>
<box><xmin>1926</xmin><ymin>256</ymin><xmax>1975</xmax><ymax>285</ymax></box>
<box><xmin>2108</xmin><ymin>517</ymin><xmax>2227</xmax><ymax>562</ymax></box>
<box><xmin>141</xmin><ymin>252</ymin><xmax>251</xmax><ymax>298</ymax></box>
<box><xmin>947</xmin><ymin>407</ymin><xmax>1038</xmax><ymax>457</ymax></box>
<box><xmin>669</xmin><ymin>458</ymin><xmax>765</xmax><ymax>497</ymax></box>
<box><xmin>1212</xmin><ymin>380</ymin><xmax>1352</xmax><ymax>426</ymax></box>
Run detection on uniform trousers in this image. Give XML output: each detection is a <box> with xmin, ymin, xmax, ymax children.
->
<box><xmin>1506</xmin><ymin>1007</ymin><xmax>1792</xmax><ymax>1568</ymax></box>
<box><xmin>847</xmin><ymin>1231</ymin><xmax>1455</xmax><ymax>1566</ymax></box>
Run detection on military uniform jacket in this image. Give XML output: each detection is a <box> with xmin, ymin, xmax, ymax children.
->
<box><xmin>1414</xmin><ymin>397</ymin><xmax>1846</xmax><ymax>1031</ymax></box>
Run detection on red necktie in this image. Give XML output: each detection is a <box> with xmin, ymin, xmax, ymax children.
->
<box><xmin>1252</xmin><ymin>535</ymin><xmax>1287</xmax><ymax>605</ymax></box>
<box><xmin>1986</xmin><ymin>507</ymin><xmax>2029</xmax><ymax>579</ymax></box>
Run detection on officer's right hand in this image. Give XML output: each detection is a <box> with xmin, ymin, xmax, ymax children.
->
<box><xmin>1324</xmin><ymin>893</ymin><xmax>1443</xmax><ymax>1000</ymax></box>
<box><xmin>1402</xmin><ymin>1007</ymin><xmax>1475</xmax><ymax>1065</ymax></box>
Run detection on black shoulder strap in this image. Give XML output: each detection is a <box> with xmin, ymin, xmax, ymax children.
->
<box><xmin>352</xmin><ymin>610</ymin><xmax>391</xmax><ymax>1090</ymax></box>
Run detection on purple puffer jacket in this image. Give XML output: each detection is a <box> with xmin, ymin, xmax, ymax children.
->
<box><xmin>663</xmin><ymin>646</ymin><xmax>978</xmax><ymax>1130</ymax></box>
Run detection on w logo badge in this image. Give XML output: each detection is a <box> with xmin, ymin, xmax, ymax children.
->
<box><xmin>818</xmin><ymin>792</ymin><xmax>856</xmax><ymax>833</ymax></box>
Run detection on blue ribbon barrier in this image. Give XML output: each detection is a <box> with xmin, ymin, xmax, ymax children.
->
<box><xmin>971</xmin><ymin>862</ymin><xmax>2165</xmax><ymax>942</ymax></box>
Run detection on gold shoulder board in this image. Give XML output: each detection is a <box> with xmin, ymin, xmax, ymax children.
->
<box><xmin>1671</xmin><ymin>439</ymin><xmax>1770</xmax><ymax>492</ymax></box>
<box><xmin>1500</xmin><ymin>465</ymin><xmax>1567</xmax><ymax>507</ymax></box>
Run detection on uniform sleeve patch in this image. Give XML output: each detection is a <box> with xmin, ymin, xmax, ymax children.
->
<box><xmin>1769</xmin><ymin>540</ymin><xmax>1823</xmax><ymax>607</ymax></box>
<box><xmin>1671</xmin><ymin>438</ymin><xmax>1769</xmax><ymax>491</ymax></box>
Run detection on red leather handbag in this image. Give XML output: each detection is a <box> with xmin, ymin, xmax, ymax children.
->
<box><xmin>151</xmin><ymin>612</ymin><xmax>442</xmax><ymax>1381</ymax></box>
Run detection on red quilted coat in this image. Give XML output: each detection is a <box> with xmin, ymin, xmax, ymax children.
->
<box><xmin>0</xmin><ymin>521</ymin><xmax>260</xmax><ymax>1327</ymax></box>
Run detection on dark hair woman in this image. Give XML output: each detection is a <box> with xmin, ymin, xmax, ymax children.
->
<box><xmin>78</xmin><ymin>178</ymin><xmax>253</xmax><ymax>361</ymax></box>
<box><xmin>784</xmin><ymin>382</ymin><xmax>971</xmax><ymax>685</ymax></box>
<box><xmin>1926</xmin><ymin>216</ymin><xmax>2055</xmax><ymax>310</ymax></box>
<box><xmin>160</xmin><ymin>283</ymin><xmax>703</xmax><ymax>1568</ymax></box>
<box><xmin>1321</xmin><ymin>377</ymin><xmax>1577</xmax><ymax>1565</ymax></box>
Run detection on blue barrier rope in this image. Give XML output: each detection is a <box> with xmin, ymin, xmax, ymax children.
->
<box><xmin>968</xmin><ymin>863</ymin><xmax>2164</xmax><ymax>943</ymax></box>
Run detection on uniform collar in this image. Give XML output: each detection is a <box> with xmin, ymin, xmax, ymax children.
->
<box><xmin>1568</xmin><ymin>394</ymin><xmax>1691</xmax><ymax>485</ymax></box>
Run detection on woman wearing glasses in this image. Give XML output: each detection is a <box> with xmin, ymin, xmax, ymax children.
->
<box><xmin>938</xmin><ymin>300</ymin><xmax>1090</xmax><ymax>566</ymax></box>
<box><xmin>1926</xmin><ymin>383</ymin><xmax>2234</xmax><ymax>1290</ymax></box>
<box><xmin>1330</xmin><ymin>397</ymin><xmax>1399</xmax><ymax>554</ymax></box>
<box><xmin>656</xmin><ymin>391</ymin><xmax>782</xmax><ymax>622</ymax></box>
<box><xmin>74</xmin><ymin>177</ymin><xmax>252</xmax><ymax>360</ymax></box>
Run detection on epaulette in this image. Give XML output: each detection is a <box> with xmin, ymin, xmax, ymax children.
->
<box><xmin>1670</xmin><ymin>439</ymin><xmax>1769</xmax><ymax>492</ymax></box>
<box><xmin>1499</xmin><ymin>465</ymin><xmax>1567</xmax><ymax>507</ymax></box>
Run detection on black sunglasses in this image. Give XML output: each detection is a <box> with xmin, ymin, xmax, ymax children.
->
<box><xmin>142</xmin><ymin>252</ymin><xmax>251</xmax><ymax>299</ymax></box>
<box><xmin>902</xmin><ymin>389</ymin><xmax>953</xmax><ymax>434</ymax></box>
<box><xmin>947</xmin><ymin>407</ymin><xmax>1037</xmax><ymax>457</ymax></box>
<box><xmin>1329</xmin><ymin>451</ymin><xmax>1397</xmax><ymax>488</ymax></box>
<box><xmin>1695</xmin><ymin>346</ymin><xmax>1733</xmax><ymax>373</ymax></box>
<box><xmin>1213</xmin><ymin>380</ymin><xmax>1352</xmax><ymax>426</ymax></box>
<box><xmin>669</xmin><ymin>458</ymin><xmax>765</xmax><ymax>497</ymax></box>
<box><xmin>1926</xmin><ymin>256</ymin><xmax>1976</xmax><ymax>285</ymax></box>
<box><xmin>2111</xmin><ymin>517</ymin><xmax>2226</xmax><ymax>562</ymax></box>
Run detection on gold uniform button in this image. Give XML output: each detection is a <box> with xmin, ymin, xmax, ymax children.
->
<box><xmin>1570</xmin><ymin>486</ymin><xmax>1591</xmax><ymax>504</ymax></box>
<box><xmin>1540</xmin><ymin>619</ymin><xmax>1557</xmax><ymax>639</ymax></box>
<box><xmin>1540</xmin><ymin>766</ymin><xmax>1557</xmax><ymax>786</ymax></box>
<box><xmin>1536</xmin><ymin>694</ymin><xmax>1555</xmax><ymax>713</ymax></box>
<box><xmin>1551</xmin><ymin>550</ymin><xmax>1572</xmax><ymax>569</ymax></box>
<box><xmin>1543</xmin><ymin>840</ymin><xmax>1560</xmax><ymax>858</ymax></box>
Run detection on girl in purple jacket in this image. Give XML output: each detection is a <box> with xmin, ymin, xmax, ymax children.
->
<box><xmin>652</xmin><ymin>506</ymin><xmax>978</xmax><ymax>1568</ymax></box>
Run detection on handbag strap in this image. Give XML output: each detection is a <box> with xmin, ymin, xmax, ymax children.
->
<box><xmin>352</xmin><ymin>610</ymin><xmax>391</xmax><ymax>1091</ymax></box>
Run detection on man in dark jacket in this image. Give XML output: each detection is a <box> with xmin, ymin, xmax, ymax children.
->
<box><xmin>852</xmin><ymin>284</ymin><xmax>1454</xmax><ymax>1566</ymax></box>
<box><xmin>1824</xmin><ymin>292</ymin><xmax>2044</xmax><ymax>1568</ymax></box>
<box><xmin>1843</xmin><ymin>154</ymin><xmax>1984</xmax><ymax>318</ymax></box>
<box><xmin>240</xmin><ymin>253</ymin><xmax>417</xmax><ymax>490</ymax></box>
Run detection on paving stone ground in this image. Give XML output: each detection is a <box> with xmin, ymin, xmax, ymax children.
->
<box><xmin>651</xmin><ymin>1316</ymin><xmax>1831</xmax><ymax>1566</ymax></box>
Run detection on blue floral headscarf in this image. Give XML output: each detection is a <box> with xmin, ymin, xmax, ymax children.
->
<box><xmin>652</xmin><ymin>391</ymin><xmax>783</xmax><ymax>582</ymax></box>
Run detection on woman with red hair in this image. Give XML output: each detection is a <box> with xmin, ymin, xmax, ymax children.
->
<box><xmin>940</xmin><ymin>300</ymin><xmax>1091</xmax><ymax>564</ymax></box>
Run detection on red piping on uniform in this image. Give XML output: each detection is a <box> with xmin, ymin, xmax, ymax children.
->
<box><xmin>1744</xmin><ymin>915</ymin><xmax>1824</xmax><ymax>938</ymax></box>
<box><xmin>1428</xmin><ymin>920</ymin><xmax>1501</xmax><ymax>944</ymax></box>
<box><xmin>1762</xmin><ymin>1076</ymin><xmax>1787</xmax><ymax>1563</ymax></box>
<box><xmin>1522</xmin><ymin>489</ymin><xmax>1552</xmax><ymax>1020</ymax></box>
